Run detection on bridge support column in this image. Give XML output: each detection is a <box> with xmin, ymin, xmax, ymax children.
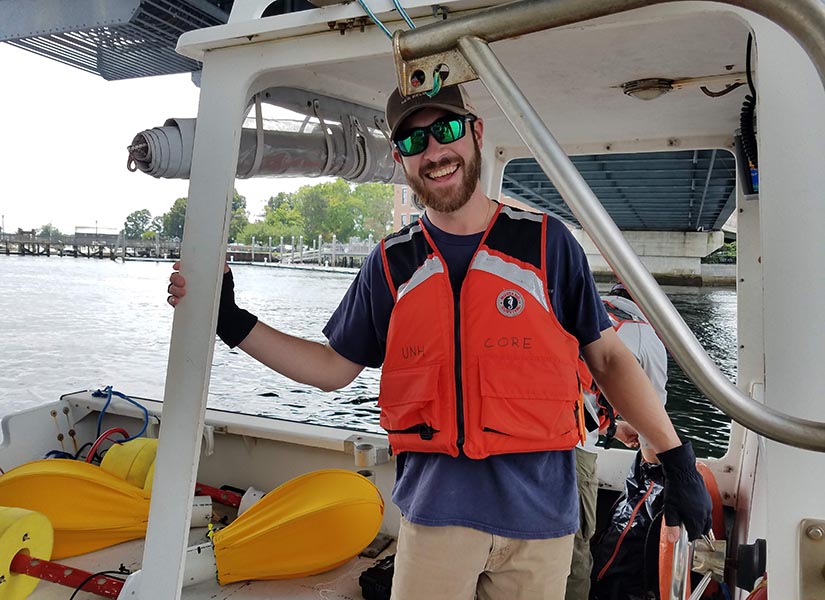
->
<box><xmin>572</xmin><ymin>230</ymin><xmax>725</xmax><ymax>285</ymax></box>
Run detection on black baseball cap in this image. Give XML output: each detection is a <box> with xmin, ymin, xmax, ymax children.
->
<box><xmin>385</xmin><ymin>84</ymin><xmax>475</xmax><ymax>140</ymax></box>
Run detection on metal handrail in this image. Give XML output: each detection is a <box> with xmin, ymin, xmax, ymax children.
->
<box><xmin>394</xmin><ymin>0</ymin><xmax>825</xmax><ymax>452</ymax></box>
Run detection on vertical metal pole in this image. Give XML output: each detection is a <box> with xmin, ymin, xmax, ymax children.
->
<box><xmin>667</xmin><ymin>527</ymin><xmax>690</xmax><ymax>600</ymax></box>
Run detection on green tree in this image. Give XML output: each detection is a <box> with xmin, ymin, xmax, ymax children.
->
<box><xmin>296</xmin><ymin>179</ymin><xmax>351</xmax><ymax>240</ymax></box>
<box><xmin>149</xmin><ymin>215</ymin><xmax>164</xmax><ymax>235</ymax></box>
<box><xmin>38</xmin><ymin>223</ymin><xmax>63</xmax><ymax>238</ymax></box>
<box><xmin>327</xmin><ymin>194</ymin><xmax>359</xmax><ymax>241</ymax></box>
<box><xmin>238</xmin><ymin>197</ymin><xmax>303</xmax><ymax>244</ymax></box>
<box><xmin>124</xmin><ymin>209</ymin><xmax>152</xmax><ymax>239</ymax></box>
<box><xmin>266</xmin><ymin>192</ymin><xmax>293</xmax><ymax>212</ymax></box>
<box><xmin>227</xmin><ymin>179</ymin><xmax>394</xmax><ymax>247</ymax></box>
<box><xmin>163</xmin><ymin>197</ymin><xmax>188</xmax><ymax>240</ymax></box>
<box><xmin>352</xmin><ymin>183</ymin><xmax>394</xmax><ymax>239</ymax></box>
<box><xmin>229</xmin><ymin>189</ymin><xmax>249</xmax><ymax>242</ymax></box>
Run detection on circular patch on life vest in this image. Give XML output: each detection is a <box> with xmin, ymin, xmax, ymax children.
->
<box><xmin>496</xmin><ymin>289</ymin><xmax>525</xmax><ymax>317</ymax></box>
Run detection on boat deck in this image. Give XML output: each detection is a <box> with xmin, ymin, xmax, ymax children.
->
<box><xmin>30</xmin><ymin>526</ymin><xmax>395</xmax><ymax>599</ymax></box>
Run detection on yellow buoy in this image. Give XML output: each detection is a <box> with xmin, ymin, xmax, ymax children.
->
<box><xmin>0</xmin><ymin>460</ymin><xmax>150</xmax><ymax>559</ymax></box>
<box><xmin>100</xmin><ymin>437</ymin><xmax>158</xmax><ymax>489</ymax></box>
<box><xmin>213</xmin><ymin>469</ymin><xmax>384</xmax><ymax>583</ymax></box>
<box><xmin>0</xmin><ymin>506</ymin><xmax>54</xmax><ymax>600</ymax></box>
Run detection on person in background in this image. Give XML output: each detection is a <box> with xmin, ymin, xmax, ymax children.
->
<box><xmin>167</xmin><ymin>85</ymin><xmax>711</xmax><ymax>600</ymax></box>
<box><xmin>565</xmin><ymin>281</ymin><xmax>669</xmax><ymax>600</ymax></box>
<box><xmin>602</xmin><ymin>282</ymin><xmax>669</xmax><ymax>465</ymax></box>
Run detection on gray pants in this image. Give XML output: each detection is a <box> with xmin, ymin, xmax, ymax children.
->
<box><xmin>565</xmin><ymin>447</ymin><xmax>598</xmax><ymax>600</ymax></box>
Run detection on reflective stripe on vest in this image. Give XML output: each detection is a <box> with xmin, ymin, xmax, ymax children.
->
<box><xmin>378</xmin><ymin>204</ymin><xmax>584</xmax><ymax>458</ymax></box>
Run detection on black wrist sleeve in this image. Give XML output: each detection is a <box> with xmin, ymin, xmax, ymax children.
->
<box><xmin>216</xmin><ymin>270</ymin><xmax>258</xmax><ymax>348</ymax></box>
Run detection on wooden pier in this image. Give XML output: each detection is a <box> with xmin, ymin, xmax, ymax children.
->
<box><xmin>0</xmin><ymin>232</ymin><xmax>180</xmax><ymax>260</ymax></box>
<box><xmin>225</xmin><ymin>238</ymin><xmax>375</xmax><ymax>268</ymax></box>
<box><xmin>0</xmin><ymin>233</ymin><xmax>375</xmax><ymax>267</ymax></box>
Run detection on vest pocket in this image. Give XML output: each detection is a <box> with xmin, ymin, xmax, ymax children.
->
<box><xmin>378</xmin><ymin>363</ymin><xmax>442</xmax><ymax>433</ymax></box>
<box><xmin>478</xmin><ymin>356</ymin><xmax>579</xmax><ymax>440</ymax></box>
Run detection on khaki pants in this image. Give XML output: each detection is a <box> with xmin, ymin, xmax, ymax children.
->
<box><xmin>391</xmin><ymin>516</ymin><xmax>574</xmax><ymax>600</ymax></box>
<box><xmin>565</xmin><ymin>447</ymin><xmax>598</xmax><ymax>600</ymax></box>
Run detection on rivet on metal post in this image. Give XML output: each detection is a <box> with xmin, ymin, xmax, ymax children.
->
<box><xmin>806</xmin><ymin>525</ymin><xmax>825</xmax><ymax>541</ymax></box>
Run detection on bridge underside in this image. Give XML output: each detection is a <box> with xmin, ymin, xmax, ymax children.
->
<box><xmin>502</xmin><ymin>149</ymin><xmax>738</xmax><ymax>233</ymax></box>
<box><xmin>500</xmin><ymin>150</ymin><xmax>737</xmax><ymax>285</ymax></box>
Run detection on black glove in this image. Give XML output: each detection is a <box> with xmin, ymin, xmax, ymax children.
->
<box><xmin>217</xmin><ymin>270</ymin><xmax>258</xmax><ymax>348</ymax></box>
<box><xmin>656</xmin><ymin>441</ymin><xmax>713</xmax><ymax>540</ymax></box>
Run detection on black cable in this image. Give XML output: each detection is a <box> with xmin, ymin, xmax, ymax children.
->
<box><xmin>44</xmin><ymin>450</ymin><xmax>75</xmax><ymax>460</ymax></box>
<box><xmin>67</xmin><ymin>569</ymin><xmax>128</xmax><ymax>600</ymax></box>
<box><xmin>73</xmin><ymin>442</ymin><xmax>93</xmax><ymax>460</ymax></box>
<box><xmin>740</xmin><ymin>33</ymin><xmax>759</xmax><ymax>170</ymax></box>
<box><xmin>745</xmin><ymin>33</ymin><xmax>757</xmax><ymax>97</ymax></box>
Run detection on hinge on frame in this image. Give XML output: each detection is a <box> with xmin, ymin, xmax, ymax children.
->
<box><xmin>392</xmin><ymin>32</ymin><xmax>477</xmax><ymax>96</ymax></box>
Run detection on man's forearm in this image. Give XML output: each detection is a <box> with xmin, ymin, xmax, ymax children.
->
<box><xmin>583</xmin><ymin>329</ymin><xmax>681</xmax><ymax>453</ymax></box>
<box><xmin>238</xmin><ymin>321</ymin><xmax>364</xmax><ymax>392</ymax></box>
<box><xmin>600</xmin><ymin>365</ymin><xmax>680</xmax><ymax>453</ymax></box>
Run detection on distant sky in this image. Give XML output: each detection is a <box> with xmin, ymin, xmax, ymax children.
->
<box><xmin>0</xmin><ymin>44</ymin><xmax>327</xmax><ymax>235</ymax></box>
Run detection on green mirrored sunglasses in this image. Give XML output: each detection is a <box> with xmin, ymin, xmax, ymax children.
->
<box><xmin>394</xmin><ymin>114</ymin><xmax>476</xmax><ymax>157</ymax></box>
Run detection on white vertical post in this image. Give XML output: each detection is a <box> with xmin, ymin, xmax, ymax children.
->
<box><xmin>268</xmin><ymin>236</ymin><xmax>272</xmax><ymax>263</ymax></box>
<box><xmin>318</xmin><ymin>234</ymin><xmax>323</xmax><ymax>264</ymax></box>
<box><xmin>137</xmin><ymin>51</ymin><xmax>251</xmax><ymax>600</ymax></box>
<box><xmin>299</xmin><ymin>235</ymin><xmax>304</xmax><ymax>263</ymax></box>
<box><xmin>280</xmin><ymin>235</ymin><xmax>284</xmax><ymax>263</ymax></box>
<box><xmin>480</xmin><ymin>142</ymin><xmax>506</xmax><ymax>201</ymax></box>
<box><xmin>251</xmin><ymin>235</ymin><xmax>256</xmax><ymax>263</ymax></box>
<box><xmin>291</xmin><ymin>235</ymin><xmax>295</xmax><ymax>264</ymax></box>
<box><xmin>331</xmin><ymin>234</ymin><xmax>337</xmax><ymax>267</ymax></box>
<box><xmin>751</xmin><ymin>15</ymin><xmax>825</xmax><ymax>597</ymax></box>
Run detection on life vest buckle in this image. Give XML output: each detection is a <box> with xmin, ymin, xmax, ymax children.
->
<box><xmin>418</xmin><ymin>425</ymin><xmax>434</xmax><ymax>440</ymax></box>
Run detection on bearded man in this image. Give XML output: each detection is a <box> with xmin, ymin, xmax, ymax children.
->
<box><xmin>167</xmin><ymin>85</ymin><xmax>712</xmax><ymax>600</ymax></box>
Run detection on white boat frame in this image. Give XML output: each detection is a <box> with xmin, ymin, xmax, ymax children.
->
<box><xmin>2</xmin><ymin>0</ymin><xmax>824</xmax><ymax>598</ymax></box>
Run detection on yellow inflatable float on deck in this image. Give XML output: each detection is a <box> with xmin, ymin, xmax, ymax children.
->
<box><xmin>0</xmin><ymin>438</ymin><xmax>385</xmax><ymax>582</ymax></box>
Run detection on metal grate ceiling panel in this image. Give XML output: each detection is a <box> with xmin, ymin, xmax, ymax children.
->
<box><xmin>3</xmin><ymin>0</ymin><xmax>230</xmax><ymax>80</ymax></box>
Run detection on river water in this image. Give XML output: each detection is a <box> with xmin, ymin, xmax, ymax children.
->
<box><xmin>0</xmin><ymin>255</ymin><xmax>734</xmax><ymax>458</ymax></box>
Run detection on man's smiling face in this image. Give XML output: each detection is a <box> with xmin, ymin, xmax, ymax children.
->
<box><xmin>393</xmin><ymin>108</ymin><xmax>483</xmax><ymax>214</ymax></box>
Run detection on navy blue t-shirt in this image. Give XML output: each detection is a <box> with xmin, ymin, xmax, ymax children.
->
<box><xmin>323</xmin><ymin>210</ymin><xmax>610</xmax><ymax>539</ymax></box>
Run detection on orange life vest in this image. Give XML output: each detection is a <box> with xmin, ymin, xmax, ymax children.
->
<box><xmin>602</xmin><ymin>299</ymin><xmax>648</xmax><ymax>332</ymax></box>
<box><xmin>378</xmin><ymin>204</ymin><xmax>585</xmax><ymax>458</ymax></box>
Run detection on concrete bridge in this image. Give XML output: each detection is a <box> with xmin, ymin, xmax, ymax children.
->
<box><xmin>502</xmin><ymin>149</ymin><xmax>740</xmax><ymax>285</ymax></box>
